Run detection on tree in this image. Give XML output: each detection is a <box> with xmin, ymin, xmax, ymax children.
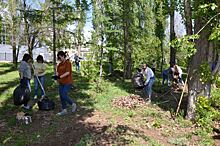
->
<box><xmin>184</xmin><ymin>0</ymin><xmax>193</xmax><ymax>35</ymax></box>
<box><xmin>169</xmin><ymin>0</ymin><xmax>176</xmax><ymax>65</ymax></box>
<box><xmin>75</xmin><ymin>0</ymin><xmax>88</xmax><ymax>55</ymax></box>
<box><xmin>154</xmin><ymin>0</ymin><xmax>168</xmax><ymax>72</ymax></box>
<box><xmin>186</xmin><ymin>0</ymin><xmax>219</xmax><ymax>120</ymax></box>
<box><xmin>122</xmin><ymin>0</ymin><xmax>133</xmax><ymax>79</ymax></box>
<box><xmin>1</xmin><ymin>0</ymin><xmax>23</xmax><ymax>67</ymax></box>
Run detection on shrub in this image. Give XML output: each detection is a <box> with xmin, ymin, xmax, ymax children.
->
<box><xmin>196</xmin><ymin>96</ymin><xmax>220</xmax><ymax>133</ymax></box>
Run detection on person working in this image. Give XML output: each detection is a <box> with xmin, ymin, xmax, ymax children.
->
<box><xmin>142</xmin><ymin>63</ymin><xmax>155</xmax><ymax>103</ymax></box>
<box><xmin>33</xmin><ymin>55</ymin><xmax>46</xmax><ymax>99</ymax></box>
<box><xmin>52</xmin><ymin>51</ymin><xmax>77</xmax><ymax>116</ymax></box>
<box><xmin>18</xmin><ymin>53</ymin><xmax>32</xmax><ymax>110</ymax></box>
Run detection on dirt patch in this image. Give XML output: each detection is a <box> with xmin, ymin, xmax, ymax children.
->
<box><xmin>28</xmin><ymin>108</ymin><xmax>197</xmax><ymax>146</ymax></box>
<box><xmin>1</xmin><ymin>93</ymin><xmax>219</xmax><ymax>146</ymax></box>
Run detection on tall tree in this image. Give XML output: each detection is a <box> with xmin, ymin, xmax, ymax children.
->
<box><xmin>184</xmin><ymin>0</ymin><xmax>193</xmax><ymax>35</ymax></box>
<box><xmin>155</xmin><ymin>0</ymin><xmax>168</xmax><ymax>72</ymax></box>
<box><xmin>123</xmin><ymin>0</ymin><xmax>133</xmax><ymax>79</ymax></box>
<box><xmin>170</xmin><ymin>0</ymin><xmax>176</xmax><ymax>65</ymax></box>
<box><xmin>186</xmin><ymin>0</ymin><xmax>219</xmax><ymax>120</ymax></box>
<box><xmin>1</xmin><ymin>0</ymin><xmax>23</xmax><ymax>67</ymax></box>
<box><xmin>75</xmin><ymin>0</ymin><xmax>88</xmax><ymax>55</ymax></box>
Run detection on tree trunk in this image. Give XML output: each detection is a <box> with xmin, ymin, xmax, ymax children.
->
<box><xmin>186</xmin><ymin>13</ymin><xmax>210</xmax><ymax>120</ymax></box>
<box><xmin>52</xmin><ymin>6</ymin><xmax>56</xmax><ymax>73</ymax></box>
<box><xmin>170</xmin><ymin>0</ymin><xmax>176</xmax><ymax>65</ymax></box>
<box><xmin>184</xmin><ymin>0</ymin><xmax>193</xmax><ymax>35</ymax></box>
<box><xmin>123</xmin><ymin>0</ymin><xmax>132</xmax><ymax>79</ymax></box>
<box><xmin>160</xmin><ymin>40</ymin><xmax>164</xmax><ymax>73</ymax></box>
<box><xmin>99</xmin><ymin>35</ymin><xmax>104</xmax><ymax>81</ymax></box>
<box><xmin>12</xmin><ymin>32</ymin><xmax>17</xmax><ymax>66</ymax></box>
<box><xmin>12</xmin><ymin>44</ymin><xmax>17</xmax><ymax>66</ymax></box>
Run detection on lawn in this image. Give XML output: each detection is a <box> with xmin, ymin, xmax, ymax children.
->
<box><xmin>0</xmin><ymin>62</ymin><xmax>219</xmax><ymax>146</ymax></box>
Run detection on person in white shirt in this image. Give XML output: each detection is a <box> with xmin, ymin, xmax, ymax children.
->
<box><xmin>172</xmin><ymin>65</ymin><xmax>183</xmax><ymax>84</ymax></box>
<box><xmin>142</xmin><ymin>63</ymin><xmax>155</xmax><ymax>103</ymax></box>
<box><xmin>33</xmin><ymin>55</ymin><xmax>46</xmax><ymax>99</ymax></box>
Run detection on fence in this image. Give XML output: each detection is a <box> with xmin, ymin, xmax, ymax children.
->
<box><xmin>0</xmin><ymin>53</ymin><xmax>13</xmax><ymax>61</ymax></box>
<box><xmin>0</xmin><ymin>52</ymin><xmax>90</xmax><ymax>62</ymax></box>
<box><xmin>0</xmin><ymin>53</ymin><xmax>53</xmax><ymax>62</ymax></box>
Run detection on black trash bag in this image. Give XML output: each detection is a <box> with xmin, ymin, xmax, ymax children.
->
<box><xmin>38</xmin><ymin>98</ymin><xmax>55</xmax><ymax>111</ymax></box>
<box><xmin>13</xmin><ymin>85</ymin><xmax>31</xmax><ymax>106</ymax></box>
<box><xmin>132</xmin><ymin>70</ymin><xmax>145</xmax><ymax>89</ymax></box>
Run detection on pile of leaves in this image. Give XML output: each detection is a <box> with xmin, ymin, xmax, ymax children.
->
<box><xmin>112</xmin><ymin>94</ymin><xmax>146</xmax><ymax>109</ymax></box>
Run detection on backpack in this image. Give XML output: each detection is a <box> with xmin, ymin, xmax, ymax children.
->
<box><xmin>132</xmin><ymin>71</ymin><xmax>145</xmax><ymax>89</ymax></box>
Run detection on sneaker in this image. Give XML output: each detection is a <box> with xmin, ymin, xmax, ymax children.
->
<box><xmin>72</xmin><ymin>103</ymin><xmax>77</xmax><ymax>113</ymax></box>
<box><xmin>23</xmin><ymin>105</ymin><xmax>31</xmax><ymax>110</ymax></box>
<box><xmin>56</xmin><ymin>109</ymin><xmax>67</xmax><ymax>116</ymax></box>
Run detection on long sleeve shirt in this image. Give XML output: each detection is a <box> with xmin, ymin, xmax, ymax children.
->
<box><xmin>33</xmin><ymin>62</ymin><xmax>46</xmax><ymax>76</ymax></box>
<box><xmin>143</xmin><ymin>67</ymin><xmax>154</xmax><ymax>85</ymax></box>
<box><xmin>19</xmin><ymin>61</ymin><xmax>31</xmax><ymax>79</ymax></box>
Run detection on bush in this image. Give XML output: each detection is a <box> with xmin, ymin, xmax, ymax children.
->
<box><xmin>81</xmin><ymin>61</ymin><xmax>99</xmax><ymax>82</ymax></box>
<box><xmin>196</xmin><ymin>96</ymin><xmax>220</xmax><ymax>133</ymax></box>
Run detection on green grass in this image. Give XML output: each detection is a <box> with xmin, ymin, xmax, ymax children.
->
<box><xmin>0</xmin><ymin>62</ymin><xmax>219</xmax><ymax>146</ymax></box>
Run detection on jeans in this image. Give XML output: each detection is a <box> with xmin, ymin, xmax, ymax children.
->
<box><xmin>75</xmin><ymin>62</ymin><xmax>80</xmax><ymax>72</ymax></box>
<box><xmin>34</xmin><ymin>75</ymin><xmax>45</xmax><ymax>97</ymax></box>
<box><xmin>59</xmin><ymin>84</ymin><xmax>74</xmax><ymax>109</ymax></box>
<box><xmin>20</xmin><ymin>77</ymin><xmax>31</xmax><ymax>106</ymax></box>
<box><xmin>20</xmin><ymin>77</ymin><xmax>31</xmax><ymax>92</ymax></box>
<box><xmin>144</xmin><ymin>77</ymin><xmax>155</xmax><ymax>98</ymax></box>
<box><xmin>162</xmin><ymin>73</ymin><xmax>170</xmax><ymax>86</ymax></box>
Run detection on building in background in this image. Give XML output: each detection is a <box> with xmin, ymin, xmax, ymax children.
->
<box><xmin>0</xmin><ymin>24</ymin><xmax>90</xmax><ymax>62</ymax></box>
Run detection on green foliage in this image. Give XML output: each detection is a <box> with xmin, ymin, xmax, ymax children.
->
<box><xmin>197</xmin><ymin>3</ymin><xmax>218</xmax><ymax>16</ymax></box>
<box><xmin>75</xmin><ymin>134</ymin><xmax>93</xmax><ymax>146</ymax></box>
<box><xmin>209</xmin><ymin>24</ymin><xmax>220</xmax><ymax>41</ymax></box>
<box><xmin>196</xmin><ymin>96</ymin><xmax>220</xmax><ymax>133</ymax></box>
<box><xmin>170</xmin><ymin>35</ymin><xmax>199</xmax><ymax>59</ymax></box>
<box><xmin>198</xmin><ymin>62</ymin><xmax>213</xmax><ymax>84</ymax></box>
<box><xmin>210</xmin><ymin>88</ymin><xmax>220</xmax><ymax>109</ymax></box>
<box><xmin>81</xmin><ymin>61</ymin><xmax>99</xmax><ymax>82</ymax></box>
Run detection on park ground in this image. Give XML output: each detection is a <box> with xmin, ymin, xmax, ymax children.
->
<box><xmin>0</xmin><ymin>62</ymin><xmax>219</xmax><ymax>146</ymax></box>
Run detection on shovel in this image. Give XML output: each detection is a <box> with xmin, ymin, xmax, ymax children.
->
<box><xmin>32</xmin><ymin>64</ymin><xmax>46</xmax><ymax>101</ymax></box>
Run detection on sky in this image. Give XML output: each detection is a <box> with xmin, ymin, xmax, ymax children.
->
<box><xmin>165</xmin><ymin>11</ymin><xmax>186</xmax><ymax>42</ymax></box>
<box><xmin>25</xmin><ymin>0</ymin><xmax>186</xmax><ymax>42</ymax></box>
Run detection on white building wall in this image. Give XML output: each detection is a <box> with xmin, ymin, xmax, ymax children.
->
<box><xmin>0</xmin><ymin>44</ymin><xmax>53</xmax><ymax>62</ymax></box>
<box><xmin>0</xmin><ymin>44</ymin><xmax>90</xmax><ymax>62</ymax></box>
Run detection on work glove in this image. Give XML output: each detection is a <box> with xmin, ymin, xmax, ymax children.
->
<box><xmin>52</xmin><ymin>75</ymin><xmax>60</xmax><ymax>80</ymax></box>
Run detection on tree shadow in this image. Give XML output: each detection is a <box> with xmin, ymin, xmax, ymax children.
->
<box><xmin>0</xmin><ymin>63</ymin><xmax>17</xmax><ymax>76</ymax></box>
<box><xmin>153</xmin><ymin>85</ymin><xmax>188</xmax><ymax>117</ymax></box>
<box><xmin>0</xmin><ymin>63</ymin><xmax>97</xmax><ymax>145</ymax></box>
<box><xmin>0</xmin><ymin>79</ymin><xmax>20</xmax><ymax>97</ymax></box>
<box><xmin>29</xmin><ymin>116</ymin><xmax>153</xmax><ymax>146</ymax></box>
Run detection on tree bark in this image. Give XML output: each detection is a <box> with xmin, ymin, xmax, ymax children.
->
<box><xmin>52</xmin><ymin>5</ymin><xmax>56</xmax><ymax>73</ymax></box>
<box><xmin>186</xmin><ymin>9</ymin><xmax>210</xmax><ymax>120</ymax></box>
<box><xmin>123</xmin><ymin>0</ymin><xmax>132</xmax><ymax>79</ymax></box>
<box><xmin>170</xmin><ymin>0</ymin><xmax>176</xmax><ymax>65</ymax></box>
<box><xmin>184</xmin><ymin>0</ymin><xmax>193</xmax><ymax>35</ymax></box>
